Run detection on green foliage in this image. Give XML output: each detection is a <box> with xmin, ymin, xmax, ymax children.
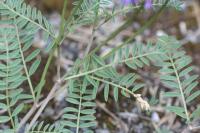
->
<box><xmin>62</xmin><ymin>84</ymin><xmax>96</xmax><ymax>133</ymax></box>
<box><xmin>0</xmin><ymin>0</ymin><xmax>55</xmax><ymax>131</ymax></box>
<box><xmin>0</xmin><ymin>0</ymin><xmax>56</xmax><ymax>51</ymax></box>
<box><xmin>152</xmin><ymin>0</ymin><xmax>183</xmax><ymax>10</ymax></box>
<box><xmin>0</xmin><ymin>0</ymin><xmax>199</xmax><ymax>132</ymax></box>
<box><xmin>90</xmin><ymin>55</ymin><xmax>146</xmax><ymax>101</ymax></box>
<box><xmin>72</xmin><ymin>0</ymin><xmax>112</xmax><ymax>26</ymax></box>
<box><xmin>157</xmin><ymin>36</ymin><xmax>199</xmax><ymax>122</ymax></box>
<box><xmin>25</xmin><ymin>121</ymin><xmax>64</xmax><ymax>133</ymax></box>
<box><xmin>0</xmin><ymin>0</ymin><xmax>55</xmax><ymax>37</ymax></box>
<box><xmin>0</xmin><ymin>22</ymin><xmax>35</xmax><ymax>129</ymax></box>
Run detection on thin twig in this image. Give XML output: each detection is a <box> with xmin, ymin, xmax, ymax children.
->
<box><xmin>17</xmin><ymin>100</ymin><xmax>44</xmax><ymax>132</ymax></box>
<box><xmin>26</xmin><ymin>81</ymin><xmax>61</xmax><ymax>131</ymax></box>
<box><xmin>17</xmin><ymin>103</ymin><xmax>37</xmax><ymax>132</ymax></box>
<box><xmin>84</xmin><ymin>0</ymin><xmax>100</xmax><ymax>56</ymax></box>
<box><xmin>84</xmin><ymin>26</ymin><xmax>96</xmax><ymax>56</ymax></box>
<box><xmin>57</xmin><ymin>47</ymin><xmax>61</xmax><ymax>82</ymax></box>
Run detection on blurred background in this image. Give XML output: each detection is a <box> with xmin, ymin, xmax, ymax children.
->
<box><xmin>24</xmin><ymin>0</ymin><xmax>200</xmax><ymax>132</ymax></box>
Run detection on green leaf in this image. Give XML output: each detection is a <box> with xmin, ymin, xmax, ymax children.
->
<box><xmin>113</xmin><ymin>86</ymin><xmax>118</xmax><ymax>101</ymax></box>
<box><xmin>82</xmin><ymin>102</ymin><xmax>96</xmax><ymax>107</ymax></box>
<box><xmin>166</xmin><ymin>106</ymin><xmax>187</xmax><ymax>119</ymax></box>
<box><xmin>135</xmin><ymin>59</ymin><xmax>143</xmax><ymax>68</ymax></box>
<box><xmin>184</xmin><ymin>81</ymin><xmax>198</xmax><ymax>95</ymax></box>
<box><xmin>0</xmin><ymin>103</ymin><xmax>8</xmax><ymax>110</ymax></box>
<box><xmin>80</xmin><ymin>122</ymin><xmax>96</xmax><ymax>128</ymax></box>
<box><xmin>63</xmin><ymin>121</ymin><xmax>77</xmax><ymax>128</ymax></box>
<box><xmin>161</xmin><ymin>81</ymin><xmax>179</xmax><ymax>89</ymax></box>
<box><xmin>132</xmin><ymin>84</ymin><xmax>145</xmax><ymax>92</ymax></box>
<box><xmin>63</xmin><ymin>107</ymin><xmax>78</xmax><ymax>113</ymax></box>
<box><xmin>176</xmin><ymin>56</ymin><xmax>192</xmax><ymax>70</ymax></box>
<box><xmin>92</xmin><ymin>81</ymin><xmax>99</xmax><ymax>99</ymax></box>
<box><xmin>140</xmin><ymin>57</ymin><xmax>150</xmax><ymax>66</ymax></box>
<box><xmin>179</xmin><ymin>66</ymin><xmax>194</xmax><ymax>77</ymax></box>
<box><xmin>63</xmin><ymin>114</ymin><xmax>77</xmax><ymax>120</ymax></box>
<box><xmin>80</xmin><ymin>115</ymin><xmax>96</xmax><ymax>121</ymax></box>
<box><xmin>68</xmin><ymin>80</ymin><xmax>74</xmax><ymax>93</ymax></box>
<box><xmin>0</xmin><ymin>94</ymin><xmax>6</xmax><ymax>100</ymax></box>
<box><xmin>81</xmin><ymin>77</ymin><xmax>88</xmax><ymax>94</ymax></box>
<box><xmin>182</xmin><ymin>75</ymin><xmax>198</xmax><ymax>88</ymax></box>
<box><xmin>0</xmin><ymin>116</ymin><xmax>10</xmax><ymax>123</ymax></box>
<box><xmin>104</xmin><ymin>83</ymin><xmax>109</xmax><ymax>102</ymax></box>
<box><xmin>162</xmin><ymin>92</ymin><xmax>180</xmax><ymax>97</ymax></box>
<box><xmin>37</xmin><ymin>121</ymin><xmax>44</xmax><ymax>131</ymax></box>
<box><xmin>25</xmin><ymin>49</ymin><xmax>40</xmax><ymax>62</ymax></box>
<box><xmin>125</xmin><ymin>61</ymin><xmax>137</xmax><ymax>69</ymax></box>
<box><xmin>186</xmin><ymin>90</ymin><xmax>200</xmax><ymax>103</ymax></box>
<box><xmin>92</xmin><ymin>54</ymin><xmax>105</xmax><ymax>66</ymax></box>
<box><xmin>81</xmin><ymin>109</ymin><xmax>96</xmax><ymax>115</ymax></box>
<box><xmin>86</xmin><ymin>75</ymin><xmax>98</xmax><ymax>88</ymax></box>
<box><xmin>160</xmin><ymin>75</ymin><xmax>176</xmax><ymax>81</ymax></box>
<box><xmin>191</xmin><ymin>106</ymin><xmax>200</xmax><ymax>119</ymax></box>
<box><xmin>173</xmin><ymin>51</ymin><xmax>185</xmax><ymax>59</ymax></box>
<box><xmin>12</xmin><ymin>103</ymin><xmax>24</xmax><ymax>116</ymax></box>
<box><xmin>66</xmin><ymin>98</ymin><xmax>80</xmax><ymax>105</ymax></box>
<box><xmin>29</xmin><ymin>59</ymin><xmax>41</xmax><ymax>76</ymax></box>
<box><xmin>119</xmin><ymin>73</ymin><xmax>135</xmax><ymax>86</ymax></box>
<box><xmin>159</xmin><ymin>67</ymin><xmax>174</xmax><ymax>74</ymax></box>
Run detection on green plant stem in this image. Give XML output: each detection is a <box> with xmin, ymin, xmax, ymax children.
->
<box><xmin>90</xmin><ymin>76</ymin><xmax>137</xmax><ymax>97</ymax></box>
<box><xmin>103</xmin><ymin>0</ymin><xmax>169</xmax><ymax>59</ymax></box>
<box><xmin>36</xmin><ymin>0</ymin><xmax>84</xmax><ymax>102</ymax></box>
<box><xmin>100</xmin><ymin>5</ymin><xmax>143</xmax><ymax>45</ymax></box>
<box><xmin>36</xmin><ymin>0</ymin><xmax>68</xmax><ymax>101</ymax></box>
<box><xmin>84</xmin><ymin>0</ymin><xmax>100</xmax><ymax>56</ymax></box>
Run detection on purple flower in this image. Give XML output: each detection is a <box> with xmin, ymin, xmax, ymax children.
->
<box><xmin>121</xmin><ymin>0</ymin><xmax>152</xmax><ymax>9</ymax></box>
<box><xmin>121</xmin><ymin>0</ymin><xmax>139</xmax><ymax>5</ymax></box>
<box><xmin>144</xmin><ymin>0</ymin><xmax>152</xmax><ymax>9</ymax></box>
